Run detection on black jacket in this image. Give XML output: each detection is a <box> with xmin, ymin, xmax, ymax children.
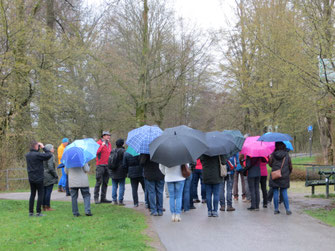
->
<box><xmin>123</xmin><ymin>152</ymin><xmax>143</xmax><ymax>179</ymax></box>
<box><xmin>140</xmin><ymin>154</ymin><xmax>164</xmax><ymax>181</ymax></box>
<box><xmin>110</xmin><ymin>147</ymin><xmax>127</xmax><ymax>179</ymax></box>
<box><xmin>245</xmin><ymin>157</ymin><xmax>263</xmax><ymax>178</ymax></box>
<box><xmin>269</xmin><ymin>150</ymin><xmax>292</xmax><ymax>189</ymax></box>
<box><xmin>200</xmin><ymin>154</ymin><xmax>224</xmax><ymax>185</ymax></box>
<box><xmin>26</xmin><ymin>149</ymin><xmax>52</xmax><ymax>183</ymax></box>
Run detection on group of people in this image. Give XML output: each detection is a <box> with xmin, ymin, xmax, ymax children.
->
<box><xmin>26</xmin><ymin>131</ymin><xmax>293</xmax><ymax>221</ymax></box>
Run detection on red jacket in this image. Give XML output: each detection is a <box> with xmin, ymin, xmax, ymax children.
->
<box><xmin>96</xmin><ymin>139</ymin><xmax>112</xmax><ymax>165</ymax></box>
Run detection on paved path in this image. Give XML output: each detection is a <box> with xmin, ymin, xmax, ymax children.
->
<box><xmin>1</xmin><ymin>186</ymin><xmax>335</xmax><ymax>251</ymax></box>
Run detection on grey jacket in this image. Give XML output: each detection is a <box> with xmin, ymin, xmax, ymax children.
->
<box><xmin>43</xmin><ymin>155</ymin><xmax>58</xmax><ymax>186</ymax></box>
<box><xmin>65</xmin><ymin>163</ymin><xmax>90</xmax><ymax>188</ymax></box>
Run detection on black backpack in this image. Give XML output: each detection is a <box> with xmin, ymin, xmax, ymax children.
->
<box><xmin>108</xmin><ymin>149</ymin><xmax>118</xmax><ymax>170</ymax></box>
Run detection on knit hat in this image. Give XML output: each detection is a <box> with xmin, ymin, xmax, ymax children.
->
<box><xmin>44</xmin><ymin>144</ymin><xmax>54</xmax><ymax>151</ymax></box>
<box><xmin>62</xmin><ymin>138</ymin><xmax>69</xmax><ymax>143</ymax></box>
<box><xmin>115</xmin><ymin>139</ymin><xmax>124</xmax><ymax>147</ymax></box>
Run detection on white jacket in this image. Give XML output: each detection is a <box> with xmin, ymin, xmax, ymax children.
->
<box><xmin>65</xmin><ymin>163</ymin><xmax>90</xmax><ymax>188</ymax></box>
<box><xmin>159</xmin><ymin>164</ymin><xmax>185</xmax><ymax>183</ymax></box>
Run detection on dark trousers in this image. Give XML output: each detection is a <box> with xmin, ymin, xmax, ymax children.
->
<box><xmin>29</xmin><ymin>181</ymin><xmax>44</xmax><ymax>214</ymax></box>
<box><xmin>260</xmin><ymin>176</ymin><xmax>267</xmax><ymax>206</ymax></box>
<box><xmin>192</xmin><ymin>169</ymin><xmax>206</xmax><ymax>200</ymax></box>
<box><xmin>130</xmin><ymin>177</ymin><xmax>145</xmax><ymax>205</ymax></box>
<box><xmin>43</xmin><ymin>184</ymin><xmax>54</xmax><ymax>206</ymax></box>
<box><xmin>94</xmin><ymin>165</ymin><xmax>110</xmax><ymax>200</ymax></box>
<box><xmin>248</xmin><ymin>176</ymin><xmax>260</xmax><ymax>209</ymax></box>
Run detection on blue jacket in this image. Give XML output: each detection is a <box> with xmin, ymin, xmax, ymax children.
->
<box><xmin>226</xmin><ymin>154</ymin><xmax>239</xmax><ymax>175</ymax></box>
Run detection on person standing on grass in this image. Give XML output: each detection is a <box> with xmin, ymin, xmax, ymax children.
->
<box><xmin>109</xmin><ymin>139</ymin><xmax>126</xmax><ymax>206</ymax></box>
<box><xmin>66</xmin><ymin>163</ymin><xmax>92</xmax><ymax>217</ymax></box>
<box><xmin>123</xmin><ymin>150</ymin><xmax>145</xmax><ymax>207</ymax></box>
<box><xmin>25</xmin><ymin>141</ymin><xmax>52</xmax><ymax>217</ymax></box>
<box><xmin>269</xmin><ymin>141</ymin><xmax>293</xmax><ymax>215</ymax></box>
<box><xmin>94</xmin><ymin>131</ymin><xmax>112</xmax><ymax>204</ymax></box>
<box><xmin>57</xmin><ymin>138</ymin><xmax>69</xmax><ymax>193</ymax></box>
<box><xmin>42</xmin><ymin>144</ymin><xmax>58</xmax><ymax>211</ymax></box>
<box><xmin>159</xmin><ymin>164</ymin><xmax>185</xmax><ymax>222</ymax></box>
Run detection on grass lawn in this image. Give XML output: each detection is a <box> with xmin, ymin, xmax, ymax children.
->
<box><xmin>0</xmin><ymin>200</ymin><xmax>151</xmax><ymax>250</ymax></box>
<box><xmin>305</xmin><ymin>208</ymin><xmax>335</xmax><ymax>227</ymax></box>
<box><xmin>88</xmin><ymin>174</ymin><xmax>130</xmax><ymax>187</ymax></box>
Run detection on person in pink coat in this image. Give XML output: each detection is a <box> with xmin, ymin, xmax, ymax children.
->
<box><xmin>259</xmin><ymin>157</ymin><xmax>269</xmax><ymax>208</ymax></box>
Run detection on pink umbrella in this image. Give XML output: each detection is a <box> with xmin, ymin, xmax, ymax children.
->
<box><xmin>240</xmin><ymin>136</ymin><xmax>275</xmax><ymax>158</ymax></box>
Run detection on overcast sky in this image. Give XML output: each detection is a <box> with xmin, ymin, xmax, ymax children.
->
<box><xmin>84</xmin><ymin>0</ymin><xmax>237</xmax><ymax>31</ymax></box>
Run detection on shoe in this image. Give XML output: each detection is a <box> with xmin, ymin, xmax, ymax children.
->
<box><xmin>175</xmin><ymin>214</ymin><xmax>181</xmax><ymax>222</ymax></box>
<box><xmin>171</xmin><ymin>214</ymin><xmax>176</xmax><ymax>222</ymax></box>
<box><xmin>134</xmin><ymin>204</ymin><xmax>139</xmax><ymax>207</ymax></box>
<box><xmin>85</xmin><ymin>212</ymin><xmax>93</xmax><ymax>216</ymax></box>
<box><xmin>42</xmin><ymin>205</ymin><xmax>46</xmax><ymax>211</ymax></box>
<box><xmin>113</xmin><ymin>201</ymin><xmax>118</xmax><ymax>205</ymax></box>
<box><xmin>263</xmin><ymin>204</ymin><xmax>267</xmax><ymax>208</ymax></box>
<box><xmin>158</xmin><ymin>212</ymin><xmax>163</xmax><ymax>216</ymax></box>
<box><xmin>212</xmin><ymin>211</ymin><xmax>218</xmax><ymax>217</ymax></box>
<box><xmin>208</xmin><ymin>211</ymin><xmax>212</xmax><ymax>217</ymax></box>
<box><xmin>163</xmin><ymin>208</ymin><xmax>166</xmax><ymax>212</ymax></box>
<box><xmin>226</xmin><ymin>206</ymin><xmax>235</xmax><ymax>212</ymax></box>
<box><xmin>220</xmin><ymin>206</ymin><xmax>225</xmax><ymax>211</ymax></box>
<box><xmin>274</xmin><ymin>210</ymin><xmax>280</xmax><ymax>215</ymax></box>
<box><xmin>101</xmin><ymin>199</ymin><xmax>112</xmax><ymax>203</ymax></box>
<box><xmin>190</xmin><ymin>205</ymin><xmax>196</xmax><ymax>209</ymax></box>
<box><xmin>194</xmin><ymin>199</ymin><xmax>201</xmax><ymax>203</ymax></box>
<box><xmin>201</xmin><ymin>199</ymin><xmax>206</xmax><ymax>204</ymax></box>
<box><xmin>73</xmin><ymin>213</ymin><xmax>81</xmax><ymax>217</ymax></box>
<box><xmin>234</xmin><ymin>196</ymin><xmax>238</xmax><ymax>201</ymax></box>
<box><xmin>29</xmin><ymin>212</ymin><xmax>34</xmax><ymax>217</ymax></box>
<box><xmin>150</xmin><ymin>212</ymin><xmax>158</xmax><ymax>216</ymax></box>
<box><xmin>66</xmin><ymin>193</ymin><xmax>71</xmax><ymax>196</ymax></box>
<box><xmin>46</xmin><ymin>206</ymin><xmax>55</xmax><ymax>211</ymax></box>
<box><xmin>286</xmin><ymin>210</ymin><xmax>292</xmax><ymax>215</ymax></box>
<box><xmin>255</xmin><ymin>208</ymin><xmax>260</xmax><ymax>211</ymax></box>
<box><xmin>247</xmin><ymin>207</ymin><xmax>256</xmax><ymax>211</ymax></box>
<box><xmin>94</xmin><ymin>198</ymin><xmax>101</xmax><ymax>204</ymax></box>
<box><xmin>36</xmin><ymin>213</ymin><xmax>45</xmax><ymax>217</ymax></box>
<box><xmin>242</xmin><ymin>195</ymin><xmax>246</xmax><ymax>201</ymax></box>
<box><xmin>118</xmin><ymin>201</ymin><xmax>126</xmax><ymax>206</ymax></box>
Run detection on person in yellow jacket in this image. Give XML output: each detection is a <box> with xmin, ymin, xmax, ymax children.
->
<box><xmin>57</xmin><ymin>138</ymin><xmax>69</xmax><ymax>192</ymax></box>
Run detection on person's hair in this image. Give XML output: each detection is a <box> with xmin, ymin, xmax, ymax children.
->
<box><xmin>275</xmin><ymin>141</ymin><xmax>286</xmax><ymax>151</ymax></box>
<box><xmin>30</xmin><ymin>140</ymin><xmax>38</xmax><ymax>149</ymax></box>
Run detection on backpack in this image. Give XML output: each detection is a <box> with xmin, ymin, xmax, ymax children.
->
<box><xmin>108</xmin><ymin>149</ymin><xmax>118</xmax><ymax>170</ymax></box>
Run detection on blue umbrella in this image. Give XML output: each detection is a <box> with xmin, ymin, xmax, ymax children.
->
<box><xmin>257</xmin><ymin>132</ymin><xmax>293</xmax><ymax>142</ymax></box>
<box><xmin>61</xmin><ymin>147</ymin><xmax>85</xmax><ymax>168</ymax></box>
<box><xmin>284</xmin><ymin>141</ymin><xmax>294</xmax><ymax>151</ymax></box>
<box><xmin>126</xmin><ymin>125</ymin><xmax>163</xmax><ymax>154</ymax></box>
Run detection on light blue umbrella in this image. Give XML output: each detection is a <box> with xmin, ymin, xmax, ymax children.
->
<box><xmin>284</xmin><ymin>141</ymin><xmax>294</xmax><ymax>151</ymax></box>
<box><xmin>258</xmin><ymin>132</ymin><xmax>293</xmax><ymax>142</ymax></box>
<box><xmin>62</xmin><ymin>138</ymin><xmax>100</xmax><ymax>167</ymax></box>
<box><xmin>126</xmin><ymin>125</ymin><xmax>163</xmax><ymax>154</ymax></box>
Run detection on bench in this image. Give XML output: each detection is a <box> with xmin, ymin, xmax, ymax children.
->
<box><xmin>305</xmin><ymin>166</ymin><xmax>335</xmax><ymax>198</ymax></box>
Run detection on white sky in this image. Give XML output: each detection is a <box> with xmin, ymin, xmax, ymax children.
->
<box><xmin>84</xmin><ymin>0</ymin><xmax>237</xmax><ymax>31</ymax></box>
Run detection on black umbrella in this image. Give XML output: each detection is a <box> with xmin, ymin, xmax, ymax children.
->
<box><xmin>163</xmin><ymin>125</ymin><xmax>206</xmax><ymax>142</ymax></box>
<box><xmin>149</xmin><ymin>132</ymin><xmax>208</xmax><ymax>167</ymax></box>
<box><xmin>222</xmin><ymin>130</ymin><xmax>245</xmax><ymax>155</ymax></box>
<box><xmin>204</xmin><ymin>131</ymin><xmax>237</xmax><ymax>157</ymax></box>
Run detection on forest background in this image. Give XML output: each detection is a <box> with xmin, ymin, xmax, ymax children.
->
<box><xmin>0</xmin><ymin>0</ymin><xmax>334</xmax><ymax>173</ymax></box>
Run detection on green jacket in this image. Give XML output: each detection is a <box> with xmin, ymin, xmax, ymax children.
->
<box><xmin>43</xmin><ymin>155</ymin><xmax>58</xmax><ymax>186</ymax></box>
<box><xmin>200</xmin><ymin>154</ymin><xmax>225</xmax><ymax>185</ymax></box>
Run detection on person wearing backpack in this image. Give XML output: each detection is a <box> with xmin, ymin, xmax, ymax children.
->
<box><xmin>109</xmin><ymin>139</ymin><xmax>127</xmax><ymax>206</ymax></box>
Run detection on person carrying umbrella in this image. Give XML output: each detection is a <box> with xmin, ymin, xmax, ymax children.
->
<box><xmin>57</xmin><ymin>138</ymin><xmax>69</xmax><ymax>193</ymax></box>
<box><xmin>94</xmin><ymin>131</ymin><xmax>112</xmax><ymax>204</ymax></box>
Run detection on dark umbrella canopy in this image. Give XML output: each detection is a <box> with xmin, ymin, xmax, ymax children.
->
<box><xmin>163</xmin><ymin>125</ymin><xmax>206</xmax><ymax>142</ymax></box>
<box><xmin>222</xmin><ymin>130</ymin><xmax>245</xmax><ymax>155</ymax></box>
<box><xmin>149</xmin><ymin>132</ymin><xmax>208</xmax><ymax>167</ymax></box>
<box><xmin>204</xmin><ymin>131</ymin><xmax>237</xmax><ymax>157</ymax></box>
<box><xmin>257</xmin><ymin>132</ymin><xmax>293</xmax><ymax>142</ymax></box>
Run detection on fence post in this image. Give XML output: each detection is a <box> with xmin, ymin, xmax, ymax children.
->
<box><xmin>6</xmin><ymin>169</ymin><xmax>9</xmax><ymax>191</ymax></box>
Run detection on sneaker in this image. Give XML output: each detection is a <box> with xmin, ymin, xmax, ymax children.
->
<box><xmin>101</xmin><ymin>199</ymin><xmax>112</xmax><ymax>204</ymax></box>
<box><xmin>263</xmin><ymin>204</ymin><xmax>267</xmax><ymax>208</ymax></box>
<box><xmin>194</xmin><ymin>199</ymin><xmax>201</xmax><ymax>203</ymax></box>
<box><xmin>208</xmin><ymin>211</ymin><xmax>212</xmax><ymax>217</ymax></box>
<box><xmin>118</xmin><ymin>201</ymin><xmax>126</xmax><ymax>206</ymax></box>
<box><xmin>242</xmin><ymin>195</ymin><xmax>246</xmax><ymax>201</ymax></box>
<box><xmin>286</xmin><ymin>210</ymin><xmax>292</xmax><ymax>215</ymax></box>
<box><xmin>85</xmin><ymin>212</ymin><xmax>93</xmax><ymax>216</ymax></box>
<box><xmin>36</xmin><ymin>213</ymin><xmax>45</xmax><ymax>217</ymax></box>
<box><xmin>171</xmin><ymin>214</ymin><xmax>176</xmax><ymax>222</ymax></box>
<box><xmin>247</xmin><ymin>207</ymin><xmax>256</xmax><ymax>211</ymax></box>
<box><xmin>150</xmin><ymin>212</ymin><xmax>158</xmax><ymax>216</ymax></box>
<box><xmin>29</xmin><ymin>213</ymin><xmax>34</xmax><ymax>217</ymax></box>
<box><xmin>220</xmin><ymin>206</ymin><xmax>225</xmax><ymax>211</ymax></box>
<box><xmin>175</xmin><ymin>214</ymin><xmax>181</xmax><ymax>222</ymax></box>
<box><xmin>73</xmin><ymin>213</ymin><xmax>81</xmax><ymax>217</ymax></box>
<box><xmin>212</xmin><ymin>211</ymin><xmax>218</xmax><ymax>217</ymax></box>
<box><xmin>234</xmin><ymin>196</ymin><xmax>238</xmax><ymax>201</ymax></box>
<box><xmin>201</xmin><ymin>199</ymin><xmax>206</xmax><ymax>204</ymax></box>
<box><xmin>274</xmin><ymin>210</ymin><xmax>280</xmax><ymax>215</ymax></box>
<box><xmin>226</xmin><ymin>206</ymin><xmax>235</xmax><ymax>212</ymax></box>
<box><xmin>134</xmin><ymin>204</ymin><xmax>139</xmax><ymax>207</ymax></box>
<box><xmin>158</xmin><ymin>212</ymin><xmax>163</xmax><ymax>216</ymax></box>
<box><xmin>113</xmin><ymin>201</ymin><xmax>118</xmax><ymax>205</ymax></box>
<box><xmin>94</xmin><ymin>198</ymin><xmax>101</xmax><ymax>204</ymax></box>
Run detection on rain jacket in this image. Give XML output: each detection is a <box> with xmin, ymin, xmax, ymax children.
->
<box><xmin>43</xmin><ymin>154</ymin><xmax>58</xmax><ymax>186</ymax></box>
<box><xmin>123</xmin><ymin>152</ymin><xmax>143</xmax><ymax>179</ymax></box>
<box><xmin>140</xmin><ymin>154</ymin><xmax>164</xmax><ymax>181</ymax></box>
<box><xmin>200</xmin><ymin>154</ymin><xmax>224</xmax><ymax>185</ymax></box>
<box><xmin>269</xmin><ymin>150</ymin><xmax>292</xmax><ymax>189</ymax></box>
<box><xmin>96</xmin><ymin>139</ymin><xmax>112</xmax><ymax>166</ymax></box>
<box><xmin>57</xmin><ymin>143</ymin><xmax>66</xmax><ymax>164</ymax></box>
<box><xmin>109</xmin><ymin>147</ymin><xmax>127</xmax><ymax>179</ymax></box>
<box><xmin>66</xmin><ymin>163</ymin><xmax>90</xmax><ymax>188</ymax></box>
<box><xmin>26</xmin><ymin>148</ymin><xmax>52</xmax><ymax>183</ymax></box>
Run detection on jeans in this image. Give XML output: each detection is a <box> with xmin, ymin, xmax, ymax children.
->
<box><xmin>244</xmin><ymin>176</ymin><xmax>251</xmax><ymax>200</ymax></box>
<box><xmin>112</xmin><ymin>178</ymin><xmax>126</xmax><ymax>202</ymax></box>
<box><xmin>192</xmin><ymin>169</ymin><xmax>206</xmax><ymax>200</ymax></box>
<box><xmin>94</xmin><ymin>165</ymin><xmax>110</xmax><ymax>200</ymax></box>
<box><xmin>248</xmin><ymin>176</ymin><xmax>260</xmax><ymax>209</ymax></box>
<box><xmin>273</xmin><ymin>188</ymin><xmax>290</xmax><ymax>211</ymax></box>
<box><xmin>220</xmin><ymin>174</ymin><xmax>234</xmax><ymax>207</ymax></box>
<box><xmin>233</xmin><ymin>171</ymin><xmax>246</xmax><ymax>197</ymax></box>
<box><xmin>144</xmin><ymin>178</ymin><xmax>150</xmax><ymax>208</ymax></box>
<box><xmin>182</xmin><ymin>173</ymin><xmax>192</xmax><ymax>211</ymax></box>
<box><xmin>260</xmin><ymin>176</ymin><xmax>268</xmax><ymax>206</ymax></box>
<box><xmin>29</xmin><ymin>181</ymin><xmax>44</xmax><ymax>214</ymax></box>
<box><xmin>205</xmin><ymin>183</ymin><xmax>220</xmax><ymax>213</ymax></box>
<box><xmin>70</xmin><ymin>187</ymin><xmax>91</xmax><ymax>215</ymax></box>
<box><xmin>268</xmin><ymin>187</ymin><xmax>284</xmax><ymax>203</ymax></box>
<box><xmin>130</xmin><ymin>177</ymin><xmax>145</xmax><ymax>205</ymax></box>
<box><xmin>167</xmin><ymin>180</ymin><xmax>185</xmax><ymax>214</ymax></box>
<box><xmin>43</xmin><ymin>184</ymin><xmax>54</xmax><ymax>206</ymax></box>
<box><xmin>146</xmin><ymin>179</ymin><xmax>164</xmax><ymax>214</ymax></box>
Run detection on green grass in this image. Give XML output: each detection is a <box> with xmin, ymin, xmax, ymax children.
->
<box><xmin>291</xmin><ymin>156</ymin><xmax>316</xmax><ymax>170</ymax></box>
<box><xmin>0</xmin><ymin>200</ymin><xmax>152</xmax><ymax>251</ymax></box>
<box><xmin>305</xmin><ymin>208</ymin><xmax>335</xmax><ymax>227</ymax></box>
<box><xmin>88</xmin><ymin>174</ymin><xmax>130</xmax><ymax>187</ymax></box>
<box><xmin>305</xmin><ymin>193</ymin><xmax>335</xmax><ymax>199</ymax></box>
